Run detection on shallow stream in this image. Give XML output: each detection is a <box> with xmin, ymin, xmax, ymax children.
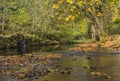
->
<box><xmin>0</xmin><ymin>44</ymin><xmax>120</xmax><ymax>81</ymax></box>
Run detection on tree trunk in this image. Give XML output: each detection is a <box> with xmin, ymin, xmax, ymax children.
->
<box><xmin>91</xmin><ymin>24</ymin><xmax>101</xmax><ymax>41</ymax></box>
<box><xmin>1</xmin><ymin>1</ymin><xmax>5</xmax><ymax>32</ymax></box>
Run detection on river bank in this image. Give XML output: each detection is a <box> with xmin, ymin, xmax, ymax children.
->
<box><xmin>0</xmin><ymin>35</ymin><xmax>85</xmax><ymax>49</ymax></box>
<box><xmin>68</xmin><ymin>35</ymin><xmax>120</xmax><ymax>53</ymax></box>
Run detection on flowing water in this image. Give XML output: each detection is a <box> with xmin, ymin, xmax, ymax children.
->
<box><xmin>35</xmin><ymin>55</ymin><xmax>120</xmax><ymax>81</ymax></box>
<box><xmin>0</xmin><ymin>44</ymin><xmax>120</xmax><ymax>81</ymax></box>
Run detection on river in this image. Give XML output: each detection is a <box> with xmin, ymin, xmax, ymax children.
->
<box><xmin>0</xmin><ymin>44</ymin><xmax>120</xmax><ymax>81</ymax></box>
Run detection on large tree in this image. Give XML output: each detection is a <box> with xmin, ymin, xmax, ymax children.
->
<box><xmin>52</xmin><ymin>0</ymin><xmax>119</xmax><ymax>41</ymax></box>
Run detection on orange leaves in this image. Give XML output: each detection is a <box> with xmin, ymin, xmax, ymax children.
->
<box><xmin>44</xmin><ymin>54</ymin><xmax>62</xmax><ymax>59</ymax></box>
<box><xmin>0</xmin><ymin>54</ymin><xmax>62</xmax><ymax>80</ymax></box>
<box><xmin>17</xmin><ymin>73</ymin><xmax>25</xmax><ymax>79</ymax></box>
<box><xmin>91</xmin><ymin>71</ymin><xmax>102</xmax><ymax>76</ymax></box>
<box><xmin>102</xmin><ymin>41</ymin><xmax>115</xmax><ymax>48</ymax></box>
<box><xmin>91</xmin><ymin>71</ymin><xmax>112</xmax><ymax>79</ymax></box>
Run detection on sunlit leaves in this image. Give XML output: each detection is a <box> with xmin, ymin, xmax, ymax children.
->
<box><xmin>58</xmin><ymin>0</ymin><xmax>64</xmax><ymax>4</ymax></box>
<box><xmin>79</xmin><ymin>18</ymin><xmax>88</xmax><ymax>35</ymax></box>
<box><xmin>97</xmin><ymin>12</ymin><xmax>103</xmax><ymax>16</ymax></box>
<box><xmin>109</xmin><ymin>0</ymin><xmax>118</xmax><ymax>7</ymax></box>
<box><xmin>77</xmin><ymin>1</ymin><xmax>84</xmax><ymax>7</ymax></box>
<box><xmin>66</xmin><ymin>0</ymin><xmax>74</xmax><ymax>4</ymax></box>
<box><xmin>52</xmin><ymin>4</ymin><xmax>60</xmax><ymax>9</ymax></box>
<box><xmin>70</xmin><ymin>6</ymin><xmax>76</xmax><ymax>11</ymax></box>
<box><xmin>9</xmin><ymin>8</ymin><xmax>29</xmax><ymax>26</ymax></box>
<box><xmin>58</xmin><ymin>15</ymin><xmax>63</xmax><ymax>20</ymax></box>
<box><xmin>94</xmin><ymin>0</ymin><xmax>101</xmax><ymax>4</ymax></box>
<box><xmin>52</xmin><ymin>0</ymin><xmax>106</xmax><ymax>22</ymax></box>
<box><xmin>65</xmin><ymin>15</ymin><xmax>75</xmax><ymax>21</ymax></box>
<box><xmin>87</xmin><ymin>8</ymin><xmax>92</xmax><ymax>13</ymax></box>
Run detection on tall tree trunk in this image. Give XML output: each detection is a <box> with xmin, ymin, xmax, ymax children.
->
<box><xmin>1</xmin><ymin>1</ymin><xmax>5</xmax><ymax>32</ymax></box>
<box><xmin>91</xmin><ymin>24</ymin><xmax>101</xmax><ymax>41</ymax></box>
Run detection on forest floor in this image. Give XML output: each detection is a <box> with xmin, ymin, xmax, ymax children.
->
<box><xmin>68</xmin><ymin>35</ymin><xmax>120</xmax><ymax>52</ymax></box>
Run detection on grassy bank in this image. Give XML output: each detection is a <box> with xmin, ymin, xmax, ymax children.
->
<box><xmin>0</xmin><ymin>34</ymin><xmax>91</xmax><ymax>49</ymax></box>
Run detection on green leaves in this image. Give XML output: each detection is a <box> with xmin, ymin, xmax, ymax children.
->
<box><xmin>9</xmin><ymin>7</ymin><xmax>29</xmax><ymax>33</ymax></box>
<box><xmin>11</xmin><ymin>8</ymin><xmax>29</xmax><ymax>25</ymax></box>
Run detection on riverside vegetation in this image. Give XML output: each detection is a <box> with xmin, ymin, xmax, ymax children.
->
<box><xmin>0</xmin><ymin>0</ymin><xmax>120</xmax><ymax>81</ymax></box>
<box><xmin>0</xmin><ymin>0</ymin><xmax>120</xmax><ymax>48</ymax></box>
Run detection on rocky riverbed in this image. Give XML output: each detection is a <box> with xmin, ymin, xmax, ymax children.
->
<box><xmin>0</xmin><ymin>54</ymin><xmax>62</xmax><ymax>81</ymax></box>
<box><xmin>1</xmin><ymin>51</ymin><xmax>120</xmax><ymax>81</ymax></box>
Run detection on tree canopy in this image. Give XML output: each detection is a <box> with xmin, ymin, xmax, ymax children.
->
<box><xmin>0</xmin><ymin>0</ymin><xmax>120</xmax><ymax>48</ymax></box>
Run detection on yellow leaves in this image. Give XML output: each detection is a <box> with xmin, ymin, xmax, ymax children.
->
<box><xmin>97</xmin><ymin>12</ymin><xmax>103</xmax><ymax>16</ymax></box>
<box><xmin>91</xmin><ymin>71</ymin><xmax>112</xmax><ymax>79</ymax></box>
<box><xmin>71</xmin><ymin>6</ymin><xmax>76</xmax><ymax>9</ymax></box>
<box><xmin>87</xmin><ymin>8</ymin><xmax>93</xmax><ymax>13</ymax></box>
<box><xmin>77</xmin><ymin>1</ymin><xmax>84</xmax><ymax>7</ymax></box>
<box><xmin>88</xmin><ymin>2</ymin><xmax>92</xmax><ymax>6</ymax></box>
<box><xmin>65</xmin><ymin>15</ymin><xmax>75</xmax><ymax>21</ymax></box>
<box><xmin>91</xmin><ymin>71</ymin><xmax>102</xmax><ymax>76</ymax></box>
<box><xmin>65</xmin><ymin>17</ymin><xmax>70</xmax><ymax>21</ymax></box>
<box><xmin>94</xmin><ymin>0</ymin><xmax>100</xmax><ymax>3</ymax></box>
<box><xmin>58</xmin><ymin>0</ymin><xmax>64</xmax><ymax>4</ymax></box>
<box><xmin>89</xmin><ymin>0</ymin><xmax>101</xmax><ymax>5</ymax></box>
<box><xmin>87</xmin><ymin>8</ymin><xmax>91</xmax><ymax>12</ymax></box>
<box><xmin>90</xmin><ymin>0</ymin><xmax>100</xmax><ymax>3</ymax></box>
<box><xmin>52</xmin><ymin>0</ymin><xmax>64</xmax><ymax>9</ymax></box>
<box><xmin>52</xmin><ymin>4</ymin><xmax>60</xmax><ymax>9</ymax></box>
<box><xmin>70</xmin><ymin>6</ymin><xmax>76</xmax><ymax>11</ymax></box>
<box><xmin>52</xmin><ymin>0</ymin><xmax>104</xmax><ymax>22</ymax></box>
<box><xmin>55</xmin><ymin>12</ymin><xmax>59</xmax><ymax>15</ymax></box>
<box><xmin>78</xmin><ymin>12</ymin><xmax>80</xmax><ymax>15</ymax></box>
<box><xmin>66</xmin><ymin>0</ymin><xmax>74</xmax><ymax>4</ymax></box>
<box><xmin>58</xmin><ymin>15</ymin><xmax>62</xmax><ymax>20</ymax></box>
<box><xmin>50</xmin><ymin>14</ymin><xmax>54</xmax><ymax>18</ymax></box>
<box><xmin>70</xmin><ymin>8</ymin><xmax>74</xmax><ymax>11</ymax></box>
<box><xmin>93</xmin><ymin>0</ymin><xmax>101</xmax><ymax>5</ymax></box>
<box><xmin>75</xmin><ymin>14</ymin><xmax>79</xmax><ymax>17</ymax></box>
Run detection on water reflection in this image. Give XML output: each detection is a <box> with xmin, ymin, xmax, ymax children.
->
<box><xmin>1</xmin><ymin>44</ymin><xmax>120</xmax><ymax>81</ymax></box>
<box><xmin>34</xmin><ymin>55</ymin><xmax>120</xmax><ymax>81</ymax></box>
<box><xmin>0</xmin><ymin>44</ymin><xmax>75</xmax><ymax>55</ymax></box>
